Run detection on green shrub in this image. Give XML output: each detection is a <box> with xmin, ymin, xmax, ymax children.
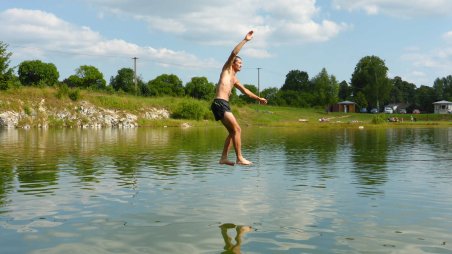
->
<box><xmin>68</xmin><ymin>88</ymin><xmax>80</xmax><ymax>101</ymax></box>
<box><xmin>23</xmin><ymin>105</ymin><xmax>32</xmax><ymax>116</ymax></box>
<box><xmin>48</xmin><ymin>116</ymin><xmax>65</xmax><ymax>127</ymax></box>
<box><xmin>56</xmin><ymin>83</ymin><xmax>70</xmax><ymax>99</ymax></box>
<box><xmin>56</xmin><ymin>84</ymin><xmax>80</xmax><ymax>101</ymax></box>
<box><xmin>0</xmin><ymin>80</ymin><xmax>20</xmax><ymax>90</ymax></box>
<box><xmin>0</xmin><ymin>81</ymin><xmax>9</xmax><ymax>90</ymax></box>
<box><xmin>172</xmin><ymin>101</ymin><xmax>207</xmax><ymax>120</ymax></box>
<box><xmin>371</xmin><ymin>114</ymin><xmax>386</xmax><ymax>124</ymax></box>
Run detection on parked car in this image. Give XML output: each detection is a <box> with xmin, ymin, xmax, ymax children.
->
<box><xmin>384</xmin><ymin>107</ymin><xmax>393</xmax><ymax>114</ymax></box>
<box><xmin>412</xmin><ymin>109</ymin><xmax>420</xmax><ymax>114</ymax></box>
<box><xmin>360</xmin><ymin>108</ymin><xmax>368</xmax><ymax>113</ymax></box>
<box><xmin>370</xmin><ymin>108</ymin><xmax>379</xmax><ymax>113</ymax></box>
<box><xmin>398</xmin><ymin>109</ymin><xmax>407</xmax><ymax>114</ymax></box>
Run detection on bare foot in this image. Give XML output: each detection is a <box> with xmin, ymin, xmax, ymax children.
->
<box><xmin>236</xmin><ymin>159</ymin><xmax>253</xmax><ymax>165</ymax></box>
<box><xmin>219</xmin><ymin>158</ymin><xmax>235</xmax><ymax>166</ymax></box>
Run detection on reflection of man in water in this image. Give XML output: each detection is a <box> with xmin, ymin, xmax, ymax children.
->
<box><xmin>220</xmin><ymin>223</ymin><xmax>252</xmax><ymax>254</ymax></box>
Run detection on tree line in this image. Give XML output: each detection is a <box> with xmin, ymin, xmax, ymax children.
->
<box><xmin>1</xmin><ymin>41</ymin><xmax>452</xmax><ymax>113</ymax></box>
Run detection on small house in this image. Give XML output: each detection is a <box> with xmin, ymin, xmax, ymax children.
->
<box><xmin>433</xmin><ymin>100</ymin><xmax>452</xmax><ymax>114</ymax></box>
<box><xmin>330</xmin><ymin>101</ymin><xmax>356</xmax><ymax>113</ymax></box>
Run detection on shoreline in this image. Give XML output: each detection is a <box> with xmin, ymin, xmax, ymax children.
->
<box><xmin>1</xmin><ymin>87</ymin><xmax>451</xmax><ymax>129</ymax></box>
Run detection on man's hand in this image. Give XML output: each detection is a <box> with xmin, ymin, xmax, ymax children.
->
<box><xmin>245</xmin><ymin>31</ymin><xmax>254</xmax><ymax>41</ymax></box>
<box><xmin>258</xmin><ymin>97</ymin><xmax>268</xmax><ymax>105</ymax></box>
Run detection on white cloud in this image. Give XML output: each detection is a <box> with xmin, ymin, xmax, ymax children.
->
<box><xmin>332</xmin><ymin>0</ymin><xmax>452</xmax><ymax>17</ymax></box>
<box><xmin>443</xmin><ymin>31</ymin><xmax>452</xmax><ymax>43</ymax></box>
<box><xmin>87</xmin><ymin>0</ymin><xmax>348</xmax><ymax>47</ymax></box>
<box><xmin>401</xmin><ymin>40</ymin><xmax>452</xmax><ymax>84</ymax></box>
<box><xmin>0</xmin><ymin>8</ymin><xmax>216</xmax><ymax>69</ymax></box>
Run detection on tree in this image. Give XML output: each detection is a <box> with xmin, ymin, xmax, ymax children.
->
<box><xmin>185</xmin><ymin>76</ymin><xmax>215</xmax><ymax>100</ymax></box>
<box><xmin>433</xmin><ymin>75</ymin><xmax>452</xmax><ymax>101</ymax></box>
<box><xmin>147</xmin><ymin>74</ymin><xmax>184</xmax><ymax>97</ymax></box>
<box><xmin>281</xmin><ymin>70</ymin><xmax>310</xmax><ymax>91</ymax></box>
<box><xmin>351</xmin><ymin>56</ymin><xmax>392</xmax><ymax>109</ymax></box>
<box><xmin>338</xmin><ymin>80</ymin><xmax>352</xmax><ymax>101</ymax></box>
<box><xmin>239</xmin><ymin>84</ymin><xmax>258</xmax><ymax>104</ymax></box>
<box><xmin>63</xmin><ymin>75</ymin><xmax>82</xmax><ymax>88</ymax></box>
<box><xmin>0</xmin><ymin>41</ymin><xmax>16</xmax><ymax>90</ymax></box>
<box><xmin>278</xmin><ymin>90</ymin><xmax>312</xmax><ymax>107</ymax></box>
<box><xmin>311</xmin><ymin>68</ymin><xmax>339</xmax><ymax>107</ymax></box>
<box><xmin>261</xmin><ymin>87</ymin><xmax>280</xmax><ymax>105</ymax></box>
<box><xmin>110</xmin><ymin>68</ymin><xmax>136</xmax><ymax>94</ymax></box>
<box><xmin>354</xmin><ymin>91</ymin><xmax>368</xmax><ymax>110</ymax></box>
<box><xmin>18</xmin><ymin>60</ymin><xmax>59</xmax><ymax>86</ymax></box>
<box><xmin>72</xmin><ymin>65</ymin><xmax>106</xmax><ymax>89</ymax></box>
<box><xmin>415</xmin><ymin>85</ymin><xmax>435</xmax><ymax>113</ymax></box>
<box><xmin>390</xmin><ymin>76</ymin><xmax>416</xmax><ymax>105</ymax></box>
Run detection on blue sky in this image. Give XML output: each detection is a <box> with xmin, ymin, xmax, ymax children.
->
<box><xmin>1</xmin><ymin>0</ymin><xmax>451</xmax><ymax>90</ymax></box>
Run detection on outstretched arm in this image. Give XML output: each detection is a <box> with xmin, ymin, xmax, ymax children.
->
<box><xmin>235</xmin><ymin>82</ymin><xmax>268</xmax><ymax>105</ymax></box>
<box><xmin>222</xmin><ymin>31</ymin><xmax>254</xmax><ymax>70</ymax></box>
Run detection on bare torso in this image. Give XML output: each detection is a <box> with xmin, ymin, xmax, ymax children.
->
<box><xmin>215</xmin><ymin>68</ymin><xmax>237</xmax><ymax>101</ymax></box>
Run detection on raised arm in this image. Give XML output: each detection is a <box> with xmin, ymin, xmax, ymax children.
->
<box><xmin>222</xmin><ymin>31</ymin><xmax>254</xmax><ymax>70</ymax></box>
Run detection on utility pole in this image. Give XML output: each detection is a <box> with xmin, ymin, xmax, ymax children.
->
<box><xmin>257</xmin><ymin>67</ymin><xmax>262</xmax><ymax>97</ymax></box>
<box><xmin>257</xmin><ymin>67</ymin><xmax>262</xmax><ymax>110</ymax></box>
<box><xmin>132</xmin><ymin>57</ymin><xmax>138</xmax><ymax>95</ymax></box>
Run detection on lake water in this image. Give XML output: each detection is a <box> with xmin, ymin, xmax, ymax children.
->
<box><xmin>0</xmin><ymin>126</ymin><xmax>451</xmax><ymax>254</ymax></box>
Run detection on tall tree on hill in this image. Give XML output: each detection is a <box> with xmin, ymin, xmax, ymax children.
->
<box><xmin>0</xmin><ymin>41</ymin><xmax>16</xmax><ymax>90</ymax></box>
<box><xmin>147</xmin><ymin>74</ymin><xmax>184</xmax><ymax>97</ymax></box>
<box><xmin>18</xmin><ymin>60</ymin><xmax>59</xmax><ymax>86</ymax></box>
<box><xmin>110</xmin><ymin>68</ymin><xmax>136</xmax><ymax>94</ymax></box>
<box><xmin>65</xmin><ymin>65</ymin><xmax>106</xmax><ymax>90</ymax></box>
<box><xmin>185</xmin><ymin>76</ymin><xmax>215</xmax><ymax>100</ymax></box>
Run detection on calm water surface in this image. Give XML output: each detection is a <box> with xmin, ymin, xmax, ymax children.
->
<box><xmin>0</xmin><ymin>127</ymin><xmax>451</xmax><ymax>254</ymax></box>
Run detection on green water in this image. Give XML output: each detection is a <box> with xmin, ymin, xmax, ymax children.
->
<box><xmin>0</xmin><ymin>127</ymin><xmax>451</xmax><ymax>253</ymax></box>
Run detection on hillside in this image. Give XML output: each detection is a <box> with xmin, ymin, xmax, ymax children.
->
<box><xmin>1</xmin><ymin>87</ymin><xmax>451</xmax><ymax>129</ymax></box>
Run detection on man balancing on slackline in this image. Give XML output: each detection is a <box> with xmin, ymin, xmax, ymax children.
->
<box><xmin>211</xmin><ymin>30</ymin><xmax>268</xmax><ymax>166</ymax></box>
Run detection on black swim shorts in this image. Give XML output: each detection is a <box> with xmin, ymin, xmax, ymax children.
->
<box><xmin>211</xmin><ymin>98</ymin><xmax>231</xmax><ymax>121</ymax></box>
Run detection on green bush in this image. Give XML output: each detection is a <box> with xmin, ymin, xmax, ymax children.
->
<box><xmin>371</xmin><ymin>114</ymin><xmax>386</xmax><ymax>124</ymax></box>
<box><xmin>172</xmin><ymin>101</ymin><xmax>207</xmax><ymax>120</ymax></box>
<box><xmin>0</xmin><ymin>80</ymin><xmax>20</xmax><ymax>90</ymax></box>
<box><xmin>68</xmin><ymin>88</ymin><xmax>80</xmax><ymax>101</ymax></box>
<box><xmin>56</xmin><ymin>84</ymin><xmax>80</xmax><ymax>101</ymax></box>
<box><xmin>56</xmin><ymin>83</ymin><xmax>70</xmax><ymax>99</ymax></box>
<box><xmin>0</xmin><ymin>81</ymin><xmax>9</xmax><ymax>90</ymax></box>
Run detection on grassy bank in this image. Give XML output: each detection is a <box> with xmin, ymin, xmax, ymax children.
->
<box><xmin>1</xmin><ymin>87</ymin><xmax>451</xmax><ymax>128</ymax></box>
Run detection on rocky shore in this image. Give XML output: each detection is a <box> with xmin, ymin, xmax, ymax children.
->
<box><xmin>0</xmin><ymin>99</ymin><xmax>170</xmax><ymax>129</ymax></box>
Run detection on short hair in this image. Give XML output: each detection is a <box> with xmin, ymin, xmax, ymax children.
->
<box><xmin>234</xmin><ymin>56</ymin><xmax>242</xmax><ymax>63</ymax></box>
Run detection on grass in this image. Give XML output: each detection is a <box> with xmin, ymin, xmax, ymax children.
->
<box><xmin>1</xmin><ymin>86</ymin><xmax>452</xmax><ymax>128</ymax></box>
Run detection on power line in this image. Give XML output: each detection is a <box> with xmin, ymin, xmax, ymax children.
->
<box><xmin>7</xmin><ymin>43</ymin><xmax>214</xmax><ymax>69</ymax></box>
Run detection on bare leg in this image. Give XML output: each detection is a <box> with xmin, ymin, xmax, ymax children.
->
<box><xmin>220</xmin><ymin>112</ymin><xmax>252</xmax><ymax>165</ymax></box>
<box><xmin>219</xmin><ymin>134</ymin><xmax>235</xmax><ymax>166</ymax></box>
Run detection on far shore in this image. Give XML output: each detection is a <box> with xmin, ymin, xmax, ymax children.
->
<box><xmin>1</xmin><ymin>87</ymin><xmax>451</xmax><ymax>129</ymax></box>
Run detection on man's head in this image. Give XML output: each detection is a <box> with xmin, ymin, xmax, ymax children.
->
<box><xmin>233</xmin><ymin>56</ymin><xmax>243</xmax><ymax>72</ymax></box>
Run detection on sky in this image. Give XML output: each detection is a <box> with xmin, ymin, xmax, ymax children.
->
<box><xmin>1</xmin><ymin>0</ymin><xmax>452</xmax><ymax>91</ymax></box>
